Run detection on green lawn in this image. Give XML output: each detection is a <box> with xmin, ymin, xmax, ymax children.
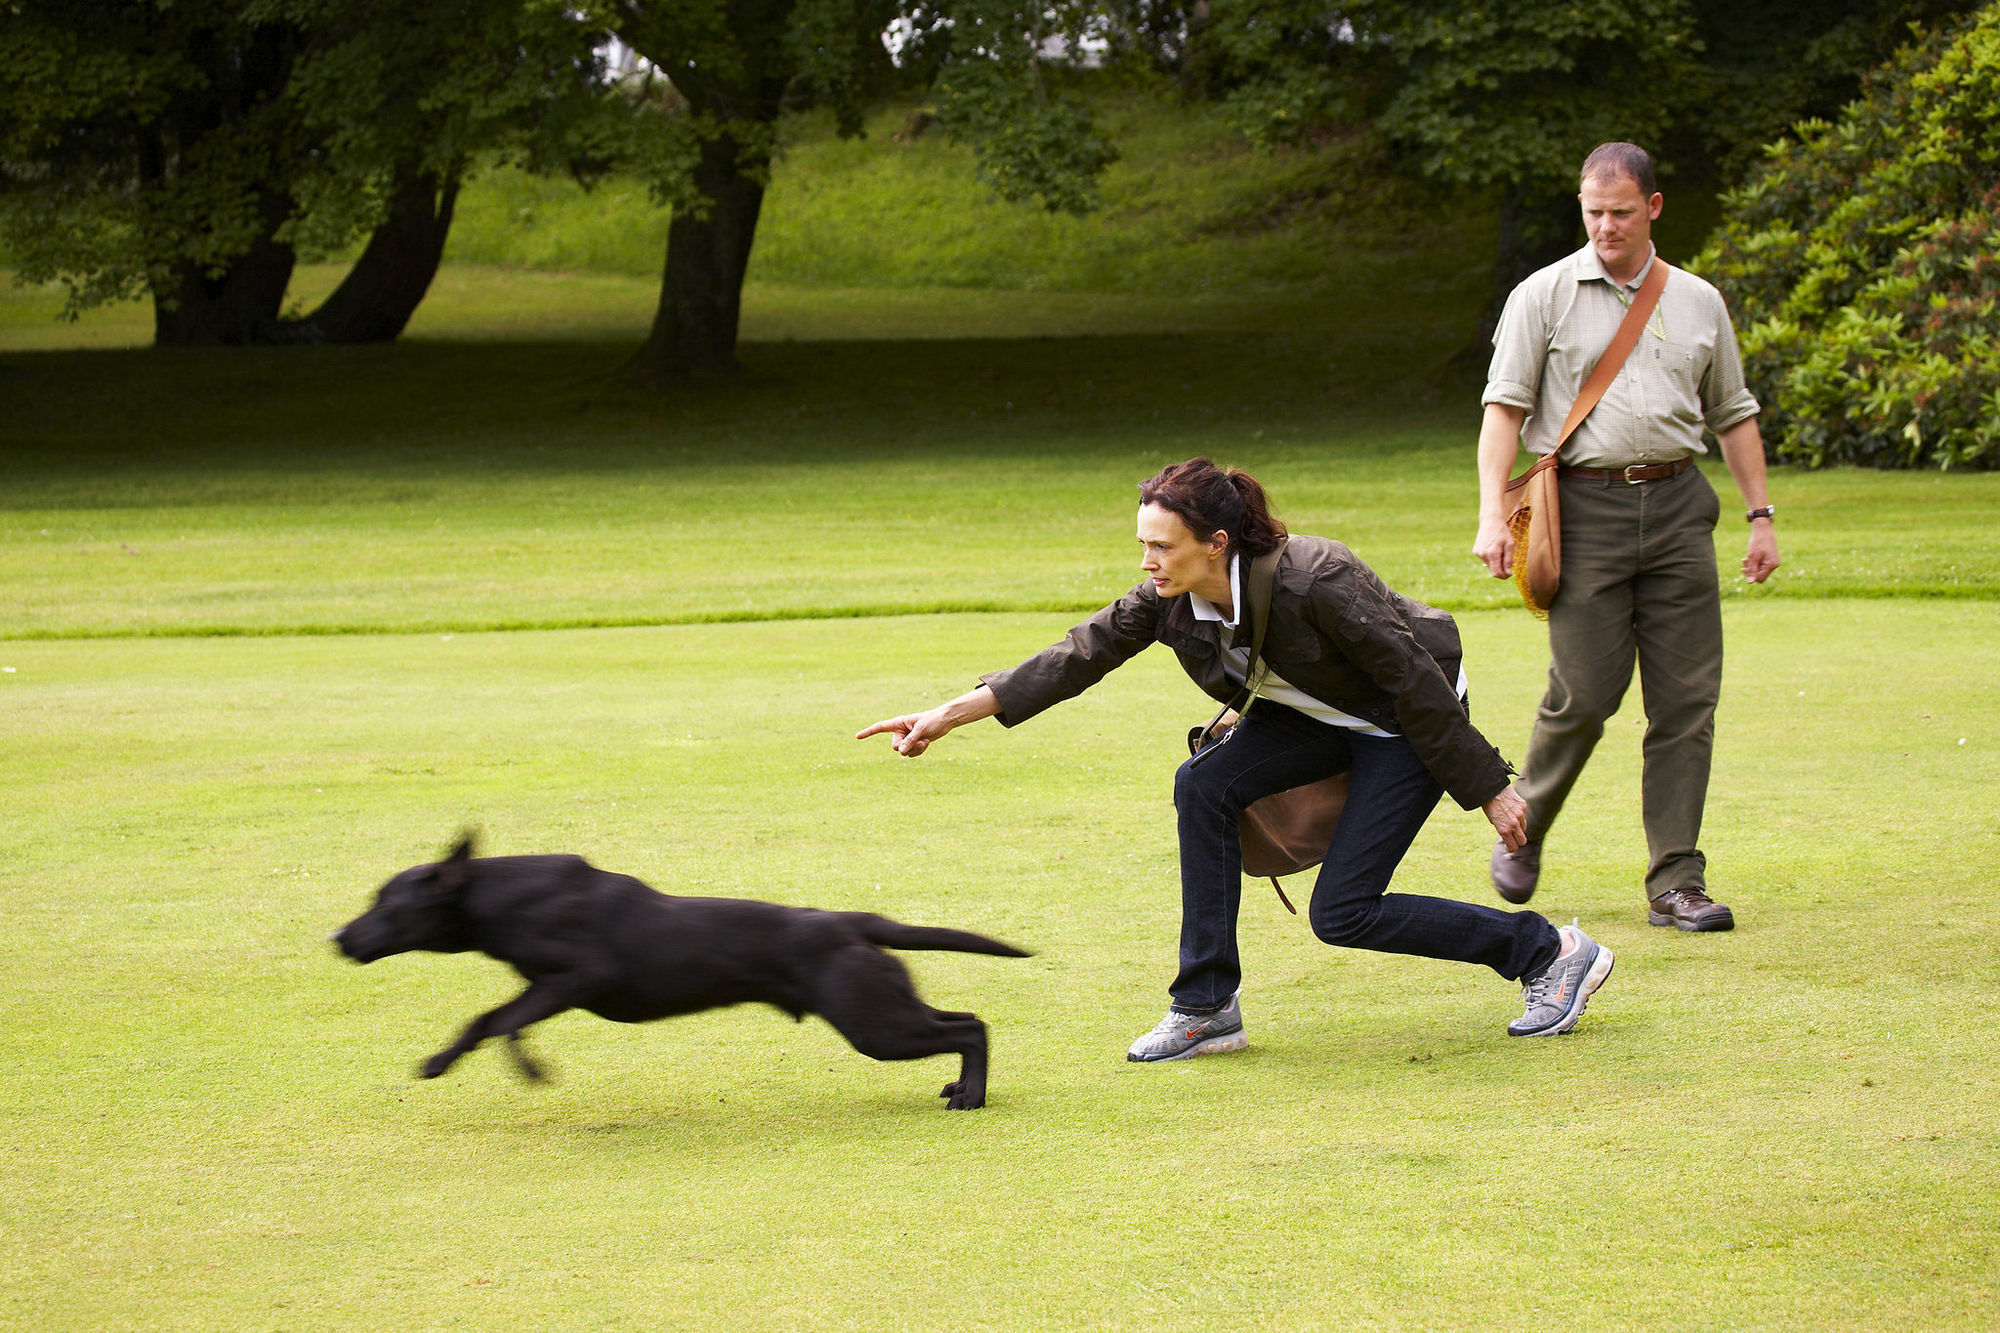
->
<box><xmin>2</xmin><ymin>604</ymin><xmax>1994</xmax><ymax>1328</ymax></box>
<box><xmin>3</xmin><ymin>260</ymin><xmax>1997</xmax><ymax>1327</ymax></box>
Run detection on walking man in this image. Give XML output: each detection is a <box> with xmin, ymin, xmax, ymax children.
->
<box><xmin>1472</xmin><ymin>141</ymin><xmax>1780</xmax><ymax>930</ymax></box>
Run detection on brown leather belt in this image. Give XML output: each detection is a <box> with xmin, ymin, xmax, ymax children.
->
<box><xmin>1558</xmin><ymin>457</ymin><xmax>1696</xmax><ymax>484</ymax></box>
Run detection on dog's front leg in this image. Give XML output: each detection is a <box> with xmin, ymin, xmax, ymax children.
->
<box><xmin>503</xmin><ymin>1034</ymin><xmax>545</xmax><ymax>1082</ymax></box>
<box><xmin>421</xmin><ymin>982</ymin><xmax>576</xmax><ymax>1080</ymax></box>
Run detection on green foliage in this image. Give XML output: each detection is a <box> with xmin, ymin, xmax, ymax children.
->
<box><xmin>1692</xmin><ymin>7</ymin><xmax>2000</xmax><ymax>469</ymax></box>
<box><xmin>1162</xmin><ymin>1</ymin><xmax>1975</xmax><ymax>204</ymax></box>
<box><xmin>0</xmin><ymin>2</ymin><xmax>298</xmax><ymax>311</ymax></box>
<box><xmin>901</xmin><ymin>1</ymin><xmax>1122</xmax><ymax>213</ymax></box>
<box><xmin>1360</xmin><ymin>0</ymin><xmax>1694</xmax><ymax>195</ymax></box>
<box><xmin>1679</xmin><ymin>0</ymin><xmax>1976</xmax><ymax>178</ymax></box>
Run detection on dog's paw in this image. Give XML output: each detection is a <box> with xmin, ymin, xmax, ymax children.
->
<box><xmin>939</xmin><ymin>1080</ymin><xmax>961</xmax><ymax>1100</ymax></box>
<box><xmin>942</xmin><ymin>1086</ymin><xmax>986</xmax><ymax>1110</ymax></box>
<box><xmin>418</xmin><ymin>1052</ymin><xmax>456</xmax><ymax>1079</ymax></box>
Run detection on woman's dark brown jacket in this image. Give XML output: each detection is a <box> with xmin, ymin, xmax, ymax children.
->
<box><xmin>980</xmin><ymin>535</ymin><xmax>1512</xmax><ymax>811</ymax></box>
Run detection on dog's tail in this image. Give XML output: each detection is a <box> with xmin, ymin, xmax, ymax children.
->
<box><xmin>855</xmin><ymin>915</ymin><xmax>1031</xmax><ymax>958</ymax></box>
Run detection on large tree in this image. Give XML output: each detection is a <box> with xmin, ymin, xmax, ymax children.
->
<box><xmin>599</xmin><ymin>0</ymin><xmax>1117</xmax><ymax>380</ymax></box>
<box><xmin>1</xmin><ymin>2</ymin><xmax>308</xmax><ymax>343</ymax></box>
<box><xmin>0</xmin><ymin>0</ymin><xmax>611</xmax><ymax>345</ymax></box>
<box><xmin>3</xmin><ymin>0</ymin><xmax>1118</xmax><ymax>369</ymax></box>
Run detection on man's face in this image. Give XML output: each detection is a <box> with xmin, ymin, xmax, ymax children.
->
<box><xmin>1579</xmin><ymin>172</ymin><xmax>1663</xmax><ymax>276</ymax></box>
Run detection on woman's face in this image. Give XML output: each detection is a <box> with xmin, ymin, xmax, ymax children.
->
<box><xmin>1137</xmin><ymin>502</ymin><xmax>1226</xmax><ymax>598</ymax></box>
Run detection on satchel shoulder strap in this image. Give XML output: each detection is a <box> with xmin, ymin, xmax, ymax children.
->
<box><xmin>1195</xmin><ymin>536</ymin><xmax>1290</xmax><ymax>737</ymax></box>
<box><xmin>1244</xmin><ymin>535</ymin><xmax>1287</xmax><ymax>676</ymax></box>
<box><xmin>1512</xmin><ymin>257</ymin><xmax>1672</xmax><ymax>488</ymax></box>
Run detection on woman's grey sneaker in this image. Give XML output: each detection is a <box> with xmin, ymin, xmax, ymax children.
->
<box><xmin>1126</xmin><ymin>993</ymin><xmax>1248</xmax><ymax>1062</ymax></box>
<box><xmin>1507</xmin><ymin>923</ymin><xmax>1614</xmax><ymax>1037</ymax></box>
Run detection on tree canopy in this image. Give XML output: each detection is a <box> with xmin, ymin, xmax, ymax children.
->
<box><xmin>0</xmin><ymin>0</ymin><xmax>1117</xmax><ymax>367</ymax></box>
<box><xmin>1</xmin><ymin>0</ymin><xmax>1983</xmax><ymax>376</ymax></box>
<box><xmin>1149</xmin><ymin>0</ymin><xmax>1977</xmax><ymax>352</ymax></box>
<box><xmin>0</xmin><ymin>0</ymin><xmax>613</xmax><ymax>344</ymax></box>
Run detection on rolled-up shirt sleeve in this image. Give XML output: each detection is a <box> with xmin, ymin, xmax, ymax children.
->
<box><xmin>1482</xmin><ymin>283</ymin><xmax>1548</xmax><ymax>414</ymax></box>
<box><xmin>1700</xmin><ymin>294</ymin><xmax>1761</xmax><ymax>433</ymax></box>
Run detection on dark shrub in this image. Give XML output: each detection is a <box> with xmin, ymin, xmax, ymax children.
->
<box><xmin>1692</xmin><ymin>7</ymin><xmax>2000</xmax><ymax>469</ymax></box>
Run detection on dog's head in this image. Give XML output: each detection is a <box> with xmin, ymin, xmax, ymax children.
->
<box><xmin>333</xmin><ymin>835</ymin><xmax>479</xmax><ymax>963</ymax></box>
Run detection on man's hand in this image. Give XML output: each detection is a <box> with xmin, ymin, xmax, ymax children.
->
<box><xmin>1742</xmin><ymin>523</ymin><xmax>1780</xmax><ymax>584</ymax></box>
<box><xmin>1717</xmin><ymin>417</ymin><xmax>1780</xmax><ymax>585</ymax></box>
<box><xmin>1474</xmin><ymin>517</ymin><xmax>1515</xmax><ymax>579</ymax></box>
<box><xmin>1483</xmin><ymin>785</ymin><xmax>1529</xmax><ymax>852</ymax></box>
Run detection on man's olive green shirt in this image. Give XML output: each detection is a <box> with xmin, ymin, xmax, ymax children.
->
<box><xmin>1482</xmin><ymin>244</ymin><xmax>1759</xmax><ymax>468</ymax></box>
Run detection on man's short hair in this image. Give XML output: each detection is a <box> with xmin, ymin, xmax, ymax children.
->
<box><xmin>1579</xmin><ymin>142</ymin><xmax>1656</xmax><ymax>196</ymax></box>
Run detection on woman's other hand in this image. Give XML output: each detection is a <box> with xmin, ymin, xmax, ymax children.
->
<box><xmin>1483</xmin><ymin>784</ymin><xmax>1529</xmax><ymax>851</ymax></box>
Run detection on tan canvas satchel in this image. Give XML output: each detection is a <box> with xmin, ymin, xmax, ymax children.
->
<box><xmin>1504</xmin><ymin>258</ymin><xmax>1671</xmax><ymax>618</ymax></box>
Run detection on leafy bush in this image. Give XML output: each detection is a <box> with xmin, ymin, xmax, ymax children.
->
<box><xmin>1692</xmin><ymin>6</ymin><xmax>2000</xmax><ymax>469</ymax></box>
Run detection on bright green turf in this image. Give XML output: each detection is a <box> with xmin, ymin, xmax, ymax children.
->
<box><xmin>0</xmin><ymin>602</ymin><xmax>1994</xmax><ymax>1329</ymax></box>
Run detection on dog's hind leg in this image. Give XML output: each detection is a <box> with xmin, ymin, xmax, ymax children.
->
<box><xmin>421</xmin><ymin>982</ymin><xmax>576</xmax><ymax>1081</ymax></box>
<box><xmin>813</xmin><ymin>949</ymin><xmax>996</xmax><ymax>1109</ymax></box>
<box><xmin>929</xmin><ymin>1016</ymin><xmax>991</xmax><ymax>1110</ymax></box>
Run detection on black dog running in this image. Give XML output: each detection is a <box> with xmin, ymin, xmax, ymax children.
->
<box><xmin>334</xmin><ymin>835</ymin><xmax>1029</xmax><ymax>1109</ymax></box>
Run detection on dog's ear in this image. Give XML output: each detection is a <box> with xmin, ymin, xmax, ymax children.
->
<box><xmin>432</xmin><ymin>832</ymin><xmax>476</xmax><ymax>895</ymax></box>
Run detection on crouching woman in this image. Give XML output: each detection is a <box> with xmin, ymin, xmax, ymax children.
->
<box><xmin>858</xmin><ymin>458</ymin><xmax>1612</xmax><ymax>1060</ymax></box>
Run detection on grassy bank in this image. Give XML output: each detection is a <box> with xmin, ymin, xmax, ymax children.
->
<box><xmin>442</xmin><ymin>92</ymin><xmax>1463</xmax><ymax>296</ymax></box>
<box><xmin>4</xmin><ymin>277</ymin><xmax>1996</xmax><ymax>644</ymax></box>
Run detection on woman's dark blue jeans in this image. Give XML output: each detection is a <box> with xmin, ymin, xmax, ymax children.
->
<box><xmin>1170</xmin><ymin>701</ymin><xmax>1560</xmax><ymax>1011</ymax></box>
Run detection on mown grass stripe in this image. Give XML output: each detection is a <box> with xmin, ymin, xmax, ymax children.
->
<box><xmin>7</xmin><ymin>580</ymin><xmax>1995</xmax><ymax>644</ymax></box>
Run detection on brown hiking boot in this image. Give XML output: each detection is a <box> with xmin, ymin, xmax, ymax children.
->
<box><xmin>1648</xmin><ymin>886</ymin><xmax>1735</xmax><ymax>932</ymax></box>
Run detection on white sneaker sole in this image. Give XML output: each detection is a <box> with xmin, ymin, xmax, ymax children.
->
<box><xmin>1128</xmin><ymin>1028</ymin><xmax>1249</xmax><ymax>1063</ymax></box>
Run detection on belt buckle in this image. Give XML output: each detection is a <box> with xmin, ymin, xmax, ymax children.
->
<box><xmin>1622</xmin><ymin>463</ymin><xmax>1650</xmax><ymax>484</ymax></box>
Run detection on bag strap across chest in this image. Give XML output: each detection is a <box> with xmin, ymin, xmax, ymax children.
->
<box><xmin>1509</xmin><ymin>256</ymin><xmax>1673</xmax><ymax>492</ymax></box>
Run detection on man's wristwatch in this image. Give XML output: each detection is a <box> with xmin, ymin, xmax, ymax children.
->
<box><xmin>1746</xmin><ymin>505</ymin><xmax>1776</xmax><ymax>523</ymax></box>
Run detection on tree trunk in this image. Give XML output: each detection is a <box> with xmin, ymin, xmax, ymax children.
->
<box><xmin>152</xmin><ymin>195</ymin><xmax>297</xmax><ymax>346</ymax></box>
<box><xmin>284</xmin><ymin>164</ymin><xmax>460</xmax><ymax>344</ymax></box>
<box><xmin>1450</xmin><ymin>186</ymin><xmax>1583</xmax><ymax>377</ymax></box>
<box><xmin>1180</xmin><ymin>0</ymin><xmax>1221</xmax><ymax>97</ymax></box>
<box><xmin>628</xmin><ymin>132</ymin><xmax>768</xmax><ymax>382</ymax></box>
